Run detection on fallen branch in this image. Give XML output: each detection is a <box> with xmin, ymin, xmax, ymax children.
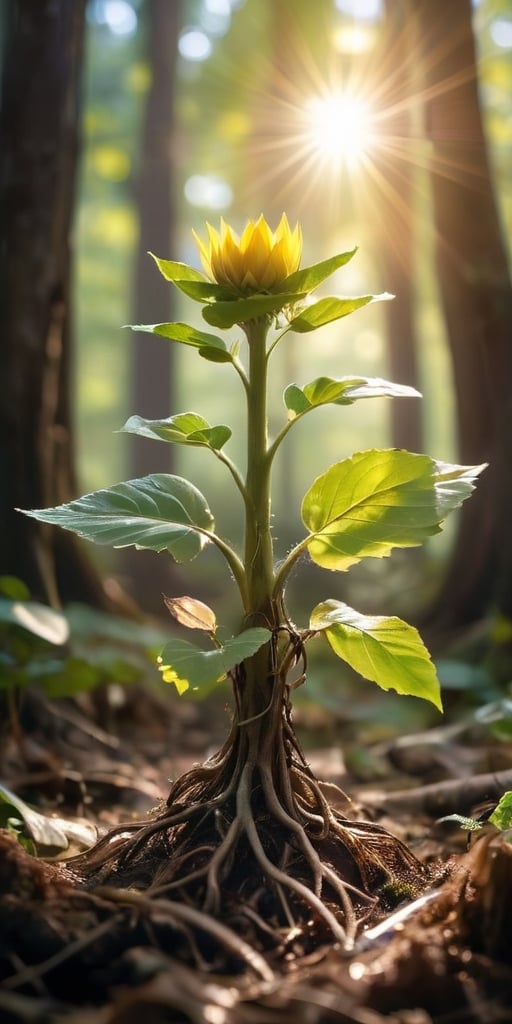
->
<box><xmin>366</xmin><ymin>769</ymin><xmax>512</xmax><ymax>817</ymax></box>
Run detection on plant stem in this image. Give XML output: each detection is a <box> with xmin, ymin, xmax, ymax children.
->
<box><xmin>243</xmin><ymin>319</ymin><xmax>275</xmax><ymax>627</ymax></box>
<box><xmin>272</xmin><ymin>535</ymin><xmax>311</xmax><ymax>600</ymax></box>
<box><xmin>199</xmin><ymin>529</ymin><xmax>249</xmax><ymax>611</ymax></box>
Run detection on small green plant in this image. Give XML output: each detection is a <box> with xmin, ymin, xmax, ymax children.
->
<box><xmin>438</xmin><ymin>791</ymin><xmax>512</xmax><ymax>838</ymax></box>
<box><xmin>0</xmin><ymin>576</ymin><xmax>166</xmax><ymax>706</ymax></box>
<box><xmin>0</xmin><ymin>575</ymin><xmax>70</xmax><ymax>755</ymax></box>
<box><xmin>19</xmin><ymin>215</ymin><xmax>485</xmax><ymax>952</ymax></box>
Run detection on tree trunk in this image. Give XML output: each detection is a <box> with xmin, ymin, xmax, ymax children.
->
<box><xmin>0</xmin><ymin>0</ymin><xmax>112</xmax><ymax>608</ymax></box>
<box><xmin>130</xmin><ymin>0</ymin><xmax>180</xmax><ymax>469</ymax></box>
<box><xmin>415</xmin><ymin>0</ymin><xmax>512</xmax><ymax>633</ymax></box>
<box><xmin>378</xmin><ymin>0</ymin><xmax>423</xmax><ymax>453</ymax></box>
<box><xmin>124</xmin><ymin>0</ymin><xmax>182</xmax><ymax>614</ymax></box>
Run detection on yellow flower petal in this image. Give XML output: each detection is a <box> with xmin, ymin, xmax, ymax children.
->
<box><xmin>193</xmin><ymin>213</ymin><xmax>302</xmax><ymax>295</ymax></box>
<box><xmin>192</xmin><ymin>228</ymin><xmax>213</xmax><ymax>278</ymax></box>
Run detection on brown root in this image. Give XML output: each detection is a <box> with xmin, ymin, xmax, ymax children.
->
<box><xmin>67</xmin><ymin>659</ymin><xmax>429</xmax><ymax>967</ymax></box>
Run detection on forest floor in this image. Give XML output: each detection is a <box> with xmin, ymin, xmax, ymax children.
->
<box><xmin>1</xmin><ymin>676</ymin><xmax>512</xmax><ymax>1023</ymax></box>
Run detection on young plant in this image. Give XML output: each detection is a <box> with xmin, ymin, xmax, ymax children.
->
<box><xmin>20</xmin><ymin>214</ymin><xmax>485</xmax><ymax>953</ymax></box>
<box><xmin>0</xmin><ymin>575</ymin><xmax>69</xmax><ymax>759</ymax></box>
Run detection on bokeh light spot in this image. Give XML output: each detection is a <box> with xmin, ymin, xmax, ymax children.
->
<box><xmin>184</xmin><ymin>174</ymin><xmax>233</xmax><ymax>210</ymax></box>
<box><xmin>179</xmin><ymin>28</ymin><xmax>213</xmax><ymax>62</ymax></box>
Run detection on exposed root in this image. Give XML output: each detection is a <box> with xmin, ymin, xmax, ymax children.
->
<box><xmin>66</xmin><ymin>691</ymin><xmax>426</xmax><ymax>973</ymax></box>
<box><xmin>94</xmin><ymin>887</ymin><xmax>276</xmax><ymax>984</ymax></box>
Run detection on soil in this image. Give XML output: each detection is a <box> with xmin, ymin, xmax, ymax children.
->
<box><xmin>1</xmin><ymin>682</ymin><xmax>512</xmax><ymax>1023</ymax></box>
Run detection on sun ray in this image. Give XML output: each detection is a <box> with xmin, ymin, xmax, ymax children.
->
<box><xmin>190</xmin><ymin>2</ymin><xmax>492</xmax><ymax>230</ymax></box>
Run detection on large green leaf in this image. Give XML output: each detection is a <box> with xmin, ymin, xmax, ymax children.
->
<box><xmin>128</xmin><ymin>321</ymin><xmax>232</xmax><ymax>363</ymax></box>
<box><xmin>159</xmin><ymin>627</ymin><xmax>272</xmax><ymax>694</ymax></box>
<box><xmin>281</xmin><ymin>248</ymin><xmax>357</xmax><ymax>293</ymax></box>
<box><xmin>288</xmin><ymin>294</ymin><xmax>391</xmax><ymax>333</ymax></box>
<box><xmin>284</xmin><ymin>376</ymin><xmax>421</xmax><ymax>419</ymax></box>
<box><xmin>121</xmin><ymin>413</ymin><xmax>232</xmax><ymax>451</ymax></box>
<box><xmin>20</xmin><ymin>475</ymin><xmax>215</xmax><ymax>563</ymax></box>
<box><xmin>302</xmin><ymin>449</ymin><xmax>486</xmax><ymax>571</ymax></box>
<box><xmin>202</xmin><ymin>291</ymin><xmax>306</xmax><ymax>329</ymax></box>
<box><xmin>310</xmin><ymin>600</ymin><xmax>442</xmax><ymax>709</ymax></box>
<box><xmin>0</xmin><ymin>599</ymin><xmax>69</xmax><ymax>644</ymax></box>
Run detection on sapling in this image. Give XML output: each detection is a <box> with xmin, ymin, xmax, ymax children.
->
<box><xmin>20</xmin><ymin>214</ymin><xmax>485</xmax><ymax>955</ymax></box>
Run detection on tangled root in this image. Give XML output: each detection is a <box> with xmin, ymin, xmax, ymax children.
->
<box><xmin>70</xmin><ymin>667</ymin><xmax>428</xmax><ymax>966</ymax></box>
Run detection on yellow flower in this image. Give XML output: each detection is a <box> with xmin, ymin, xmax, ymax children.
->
<box><xmin>193</xmin><ymin>213</ymin><xmax>302</xmax><ymax>295</ymax></box>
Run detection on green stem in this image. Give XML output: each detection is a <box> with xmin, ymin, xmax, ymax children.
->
<box><xmin>266</xmin><ymin>410</ymin><xmax>309</xmax><ymax>465</ymax></box>
<box><xmin>266</xmin><ymin>323</ymin><xmax>291</xmax><ymax>358</ymax></box>
<box><xmin>243</xmin><ymin>319</ymin><xmax>275</xmax><ymax>627</ymax></box>
<box><xmin>272</xmin><ymin>536</ymin><xmax>310</xmax><ymax>600</ymax></box>
<box><xmin>232</xmin><ymin>353</ymin><xmax>250</xmax><ymax>393</ymax></box>
<box><xmin>195</xmin><ymin>527</ymin><xmax>249</xmax><ymax>612</ymax></box>
<box><xmin>213</xmin><ymin>447</ymin><xmax>249</xmax><ymax>504</ymax></box>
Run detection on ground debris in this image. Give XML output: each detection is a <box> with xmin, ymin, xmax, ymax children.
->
<box><xmin>1</xmin><ymin>826</ymin><xmax>512</xmax><ymax>1022</ymax></box>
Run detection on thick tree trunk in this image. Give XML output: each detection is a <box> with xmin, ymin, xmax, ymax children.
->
<box><xmin>378</xmin><ymin>0</ymin><xmax>423</xmax><ymax>453</ymax></box>
<box><xmin>415</xmin><ymin>0</ymin><xmax>512</xmax><ymax>632</ymax></box>
<box><xmin>124</xmin><ymin>0</ymin><xmax>181</xmax><ymax>613</ymax></box>
<box><xmin>0</xmin><ymin>0</ymin><xmax>112</xmax><ymax>607</ymax></box>
<box><xmin>130</xmin><ymin>0</ymin><xmax>180</xmax><ymax>469</ymax></box>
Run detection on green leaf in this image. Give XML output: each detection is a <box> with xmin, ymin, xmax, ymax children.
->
<box><xmin>0</xmin><ymin>576</ymin><xmax>31</xmax><ymax>600</ymax></box>
<box><xmin>159</xmin><ymin>627</ymin><xmax>272</xmax><ymax>694</ymax></box>
<box><xmin>149</xmin><ymin>254</ymin><xmax>207</xmax><ymax>284</ymax></box>
<box><xmin>310</xmin><ymin>599</ymin><xmax>442</xmax><ymax>710</ymax></box>
<box><xmin>38</xmin><ymin>656</ymin><xmax>102</xmax><ymax>697</ymax></box>
<box><xmin>302</xmin><ymin>449</ymin><xmax>486</xmax><ymax>571</ymax></box>
<box><xmin>288</xmin><ymin>294</ymin><xmax>391</xmax><ymax>333</ymax></box>
<box><xmin>0</xmin><ymin>783</ymin><xmax>69</xmax><ymax>853</ymax></box>
<box><xmin>202</xmin><ymin>291</ymin><xmax>306</xmax><ymax>329</ymax></box>
<box><xmin>128</xmin><ymin>321</ymin><xmax>232</xmax><ymax>363</ymax></box>
<box><xmin>284</xmin><ymin>376</ymin><xmax>421</xmax><ymax>419</ymax></box>
<box><xmin>172</xmin><ymin>279</ymin><xmax>231</xmax><ymax>302</ymax></box>
<box><xmin>489</xmin><ymin>791</ymin><xmax>512</xmax><ymax>831</ymax></box>
<box><xmin>0</xmin><ymin>599</ymin><xmax>69</xmax><ymax>644</ymax></box>
<box><xmin>149</xmin><ymin>254</ymin><xmax>227</xmax><ymax>302</ymax></box>
<box><xmin>19</xmin><ymin>475</ymin><xmax>215</xmax><ymax>563</ymax></box>
<box><xmin>120</xmin><ymin>413</ymin><xmax>232</xmax><ymax>451</ymax></box>
<box><xmin>281</xmin><ymin>248</ymin><xmax>358</xmax><ymax>293</ymax></box>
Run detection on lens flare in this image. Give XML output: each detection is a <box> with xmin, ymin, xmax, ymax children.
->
<box><xmin>305</xmin><ymin>93</ymin><xmax>373</xmax><ymax>168</ymax></box>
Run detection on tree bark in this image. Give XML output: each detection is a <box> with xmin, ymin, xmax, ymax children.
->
<box><xmin>129</xmin><ymin>0</ymin><xmax>180</xmax><ymax>471</ymax></box>
<box><xmin>377</xmin><ymin>0</ymin><xmax>423</xmax><ymax>453</ymax></box>
<box><xmin>0</xmin><ymin>0</ymin><xmax>111</xmax><ymax>607</ymax></box>
<box><xmin>414</xmin><ymin>0</ymin><xmax>512</xmax><ymax>632</ymax></box>
<box><xmin>124</xmin><ymin>0</ymin><xmax>182</xmax><ymax>613</ymax></box>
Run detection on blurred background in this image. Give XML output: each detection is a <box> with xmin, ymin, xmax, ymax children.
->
<box><xmin>1</xmin><ymin>0</ymin><xmax>512</xmax><ymax>712</ymax></box>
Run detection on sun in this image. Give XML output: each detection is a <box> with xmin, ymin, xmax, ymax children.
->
<box><xmin>304</xmin><ymin>92</ymin><xmax>374</xmax><ymax>169</ymax></box>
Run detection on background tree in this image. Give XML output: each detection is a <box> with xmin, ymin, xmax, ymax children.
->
<box><xmin>414</xmin><ymin>0</ymin><xmax>512</xmax><ymax>643</ymax></box>
<box><xmin>124</xmin><ymin>0</ymin><xmax>182</xmax><ymax>612</ymax></box>
<box><xmin>129</xmin><ymin>0</ymin><xmax>181</xmax><ymax>476</ymax></box>
<box><xmin>0</xmin><ymin>0</ymin><xmax>111</xmax><ymax>608</ymax></box>
<box><xmin>376</xmin><ymin>0</ymin><xmax>423</xmax><ymax>454</ymax></box>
